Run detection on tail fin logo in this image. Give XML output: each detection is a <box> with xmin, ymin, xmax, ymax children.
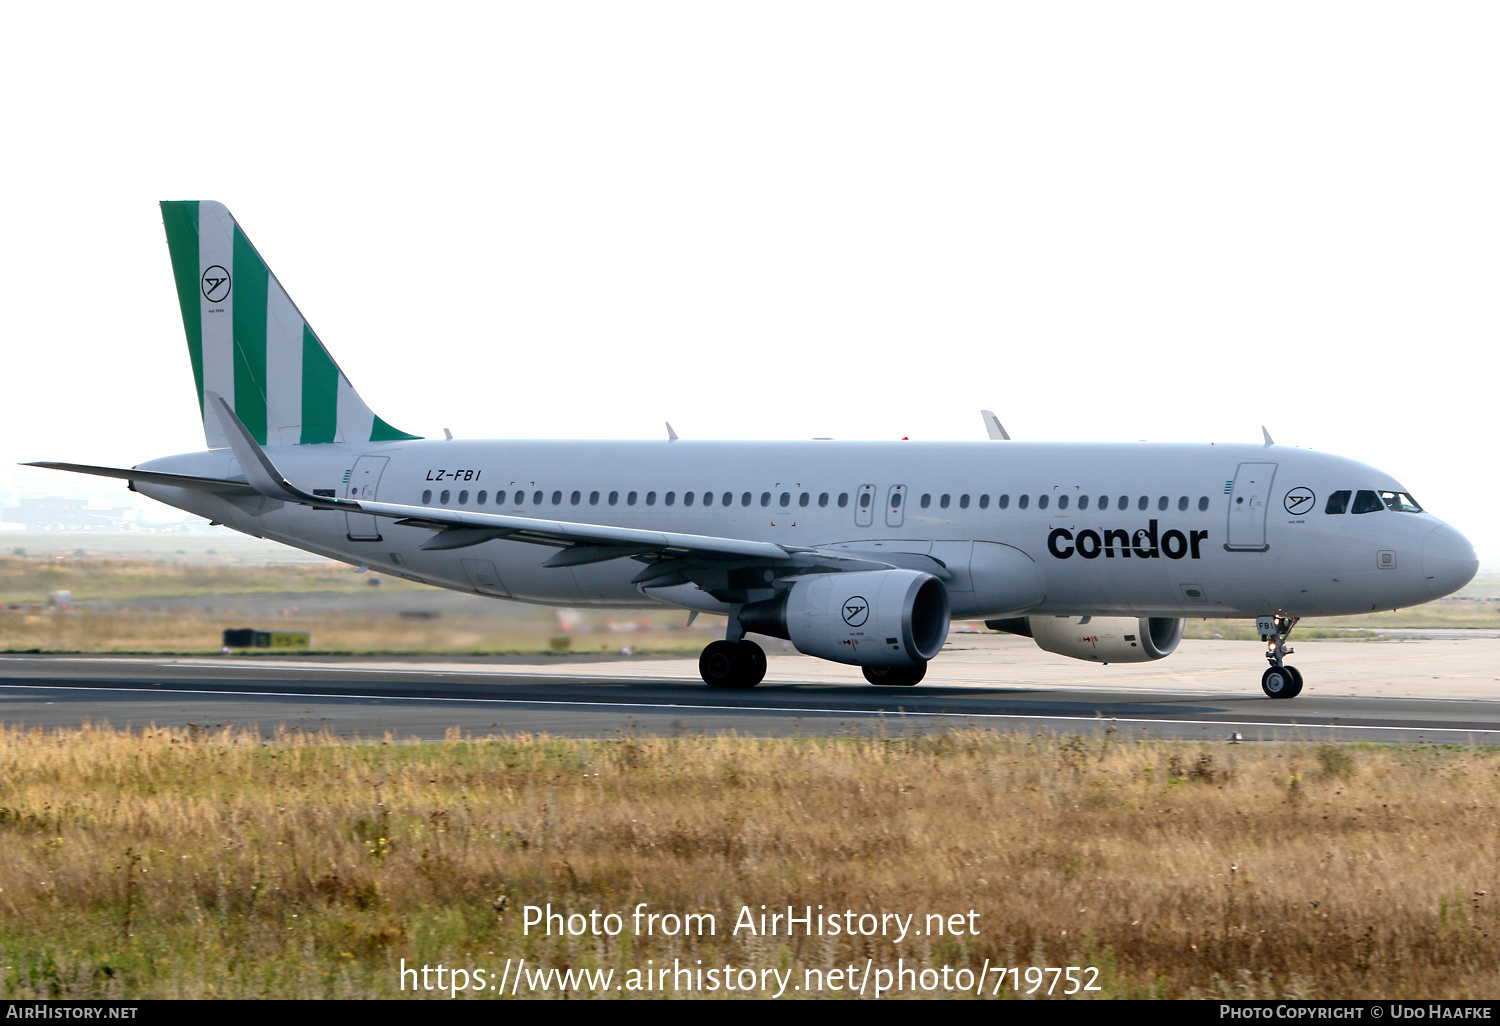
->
<box><xmin>201</xmin><ymin>265</ymin><xmax>231</xmax><ymax>302</ymax></box>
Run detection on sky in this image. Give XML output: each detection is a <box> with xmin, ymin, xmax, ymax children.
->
<box><xmin>2</xmin><ymin>3</ymin><xmax>1496</xmax><ymax>555</ymax></box>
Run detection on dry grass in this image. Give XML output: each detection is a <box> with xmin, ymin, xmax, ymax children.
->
<box><xmin>0</xmin><ymin>555</ymin><xmax>424</xmax><ymax>603</ymax></box>
<box><xmin>0</xmin><ymin>726</ymin><xmax>1497</xmax><ymax>999</ymax></box>
<box><xmin>0</xmin><ymin>608</ymin><xmax>705</xmax><ymax>655</ymax></box>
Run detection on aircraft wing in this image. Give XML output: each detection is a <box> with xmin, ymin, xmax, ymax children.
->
<box><xmin>29</xmin><ymin>396</ymin><xmax>937</xmax><ymax>582</ymax></box>
<box><xmin>28</xmin><ymin>455</ymin><xmax>795</xmax><ymax>566</ymax></box>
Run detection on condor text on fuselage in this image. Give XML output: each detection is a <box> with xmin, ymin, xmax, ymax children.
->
<box><xmin>1047</xmin><ymin>519</ymin><xmax>1209</xmax><ymax>561</ymax></box>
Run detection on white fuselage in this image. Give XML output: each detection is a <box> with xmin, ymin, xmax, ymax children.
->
<box><xmin>136</xmin><ymin>439</ymin><xmax>1477</xmax><ymax>621</ymax></box>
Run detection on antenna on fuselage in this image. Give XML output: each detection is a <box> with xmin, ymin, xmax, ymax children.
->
<box><xmin>1262</xmin><ymin>426</ymin><xmax>1275</xmax><ymax>447</ymax></box>
<box><xmin>981</xmin><ymin>410</ymin><xmax>1011</xmax><ymax>440</ymax></box>
<box><xmin>666</xmin><ymin>422</ymin><xmax>679</xmax><ymax>442</ymax></box>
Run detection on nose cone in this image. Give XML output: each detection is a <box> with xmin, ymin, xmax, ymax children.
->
<box><xmin>1422</xmin><ymin>523</ymin><xmax>1479</xmax><ymax>600</ymax></box>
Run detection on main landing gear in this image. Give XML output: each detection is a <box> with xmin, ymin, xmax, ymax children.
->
<box><xmin>1258</xmin><ymin>615</ymin><xmax>1303</xmax><ymax>699</ymax></box>
<box><xmin>698</xmin><ymin>639</ymin><xmax>766</xmax><ymax>689</ymax></box>
<box><xmin>862</xmin><ymin>663</ymin><xmax>928</xmax><ymax>686</ymax></box>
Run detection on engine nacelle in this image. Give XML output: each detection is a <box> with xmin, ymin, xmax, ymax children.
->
<box><xmin>987</xmin><ymin>615</ymin><xmax>1185</xmax><ymax>663</ymax></box>
<box><xmin>740</xmin><ymin>569</ymin><xmax>950</xmax><ymax>668</ymax></box>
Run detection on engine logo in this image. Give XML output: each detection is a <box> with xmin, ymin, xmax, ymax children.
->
<box><xmin>841</xmin><ymin>597</ymin><xmax>869</xmax><ymax>627</ymax></box>
<box><xmin>1283</xmin><ymin>487</ymin><xmax>1315</xmax><ymax>515</ymax></box>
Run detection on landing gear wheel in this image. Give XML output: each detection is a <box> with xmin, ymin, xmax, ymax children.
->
<box><xmin>736</xmin><ymin>640</ymin><xmax>766</xmax><ymax>687</ymax></box>
<box><xmin>699</xmin><ymin>640</ymin><xmax>766</xmax><ymax>689</ymax></box>
<box><xmin>1261</xmin><ymin>665</ymin><xmax>1303</xmax><ymax>699</ymax></box>
<box><xmin>1258</xmin><ymin>614</ymin><xmax>1303</xmax><ymax>698</ymax></box>
<box><xmin>863</xmin><ymin>662</ymin><xmax>927</xmax><ymax>687</ymax></box>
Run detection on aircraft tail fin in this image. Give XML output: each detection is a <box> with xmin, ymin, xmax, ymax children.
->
<box><xmin>159</xmin><ymin>200</ymin><xmax>420</xmax><ymax>448</ymax></box>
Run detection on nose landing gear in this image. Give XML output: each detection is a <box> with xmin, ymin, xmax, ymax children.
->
<box><xmin>1258</xmin><ymin>615</ymin><xmax>1302</xmax><ymax>698</ymax></box>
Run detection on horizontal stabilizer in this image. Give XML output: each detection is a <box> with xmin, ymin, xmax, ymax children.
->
<box><xmin>24</xmin><ymin>461</ymin><xmax>259</xmax><ymax>496</ymax></box>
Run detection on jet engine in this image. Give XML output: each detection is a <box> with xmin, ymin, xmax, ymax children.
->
<box><xmin>986</xmin><ymin>615</ymin><xmax>1185</xmax><ymax>663</ymax></box>
<box><xmin>740</xmin><ymin>569</ymin><xmax>950</xmax><ymax>668</ymax></box>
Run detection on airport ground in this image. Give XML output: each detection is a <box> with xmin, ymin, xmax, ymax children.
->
<box><xmin>1</xmin><ymin>537</ymin><xmax>1498</xmax><ymax>999</ymax></box>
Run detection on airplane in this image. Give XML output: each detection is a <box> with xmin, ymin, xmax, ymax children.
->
<box><xmin>30</xmin><ymin>202</ymin><xmax>1479</xmax><ymax>698</ymax></box>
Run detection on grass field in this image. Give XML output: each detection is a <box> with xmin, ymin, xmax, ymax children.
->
<box><xmin>0</xmin><ymin>556</ymin><xmax>1495</xmax><ymax>654</ymax></box>
<box><xmin>0</xmin><ymin>726</ymin><xmax>1497</xmax><ymax>999</ymax></box>
<box><xmin>0</xmin><ymin>555</ymin><xmax>710</xmax><ymax>654</ymax></box>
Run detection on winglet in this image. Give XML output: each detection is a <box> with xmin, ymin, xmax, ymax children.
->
<box><xmin>1262</xmin><ymin>426</ymin><xmax>1275</xmax><ymax>447</ymax></box>
<box><xmin>207</xmin><ymin>392</ymin><xmax>338</xmax><ymax>507</ymax></box>
<box><xmin>666</xmin><ymin>422</ymin><xmax>679</xmax><ymax>442</ymax></box>
<box><xmin>981</xmin><ymin>410</ymin><xmax>1011</xmax><ymax>440</ymax></box>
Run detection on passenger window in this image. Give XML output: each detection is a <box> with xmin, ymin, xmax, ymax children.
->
<box><xmin>533</xmin><ymin>490</ymin><xmax>543</xmax><ymax>506</ymax></box>
<box><xmin>1056</xmin><ymin>495</ymin><xmax>1067</xmax><ymax>510</ymax></box>
<box><xmin>920</xmin><ymin>494</ymin><xmax>931</xmax><ymax>509</ymax></box>
<box><xmin>1381</xmin><ymin>491</ymin><xmax>1423</xmax><ymax>512</ymax></box>
<box><xmin>1078</xmin><ymin>495</ymin><xmax>1089</xmax><ymax>510</ymax></box>
<box><xmin>551</xmin><ymin>490</ymin><xmax>562</xmax><ymax>505</ymax></box>
<box><xmin>818</xmin><ymin>493</ymin><xmax>829</xmax><ymax>508</ymax></box>
<box><xmin>1177</xmin><ymin>496</ymin><xmax>1188</xmax><ymax>511</ymax></box>
<box><xmin>626</xmin><ymin>491</ymin><xmax>637</xmax><ymax>506</ymax></box>
<box><xmin>1137</xmin><ymin>496</ymin><xmax>1148</xmax><ymax>511</ymax></box>
<box><xmin>999</xmin><ymin>494</ymin><xmax>1010</xmax><ymax>509</ymax></box>
<box><xmin>646</xmin><ymin>491</ymin><xmax>657</xmax><ymax>506</ymax></box>
<box><xmin>1038</xmin><ymin>495</ymin><xmax>1049</xmax><ymax>510</ymax></box>
<box><xmin>1119</xmin><ymin>495</ymin><xmax>1129</xmax><ymax>510</ymax></box>
<box><xmin>857</xmin><ymin>492</ymin><xmax>869</xmax><ymax>509</ymax></box>
<box><xmin>960</xmin><ymin>494</ymin><xmax>970</xmax><ymax>509</ymax></box>
<box><xmin>741</xmin><ymin>492</ymin><xmax>751</xmax><ymax>507</ymax></box>
<box><xmin>1325</xmin><ymin>490</ymin><xmax>1350</xmax><ymax>515</ymax></box>
<box><xmin>1097</xmin><ymin>495</ymin><xmax>1108</xmax><ymax>510</ymax></box>
<box><xmin>1018</xmin><ymin>494</ymin><xmax>1029</xmax><ymax>509</ymax></box>
<box><xmin>800</xmin><ymin>492</ymin><xmax>810</xmax><ymax>507</ymax></box>
<box><xmin>477</xmin><ymin>490</ymin><xmax>487</xmax><ymax>505</ymax></box>
<box><xmin>571</xmin><ymin>491</ymin><xmax>581</xmax><ymax>505</ymax></box>
<box><xmin>589</xmin><ymin>491</ymin><xmax>599</xmax><ymax>505</ymax></box>
<box><xmin>722</xmin><ymin>492</ymin><xmax>732</xmax><ymax>507</ymax></box>
<box><xmin>608</xmin><ymin>491</ymin><xmax>619</xmax><ymax>506</ymax></box>
<box><xmin>1157</xmin><ymin>496</ymin><xmax>1168</xmax><ymax>511</ymax></box>
<box><xmin>890</xmin><ymin>492</ymin><xmax>902</xmax><ymax>509</ymax></box>
<box><xmin>978</xmin><ymin>494</ymin><xmax>990</xmax><ymax>509</ymax></box>
<box><xmin>779</xmin><ymin>492</ymin><xmax>790</xmax><ymax>508</ymax></box>
<box><xmin>684</xmin><ymin>492</ymin><xmax>695</xmax><ymax>507</ymax></box>
<box><xmin>838</xmin><ymin>493</ymin><xmax>849</xmax><ymax>508</ymax></box>
<box><xmin>940</xmin><ymin>494</ymin><xmax>950</xmax><ymax>509</ymax></box>
<box><xmin>1351</xmin><ymin>489</ymin><xmax>1383</xmax><ymax>514</ymax></box>
<box><xmin>422</xmin><ymin>489</ymin><xmax>432</xmax><ymax>504</ymax></box>
<box><xmin>440</xmin><ymin>490</ymin><xmax>450</xmax><ymax>504</ymax></box>
<box><xmin>761</xmin><ymin>492</ymin><xmax>772</xmax><ymax>507</ymax></box>
<box><xmin>664</xmin><ymin>492</ymin><xmax>675</xmax><ymax>506</ymax></box>
<box><xmin>1198</xmin><ymin>496</ymin><xmax>1209</xmax><ymax>511</ymax></box>
<box><xmin>458</xmin><ymin>490</ymin><xmax>468</xmax><ymax>504</ymax></box>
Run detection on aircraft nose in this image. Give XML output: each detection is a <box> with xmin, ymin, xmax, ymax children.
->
<box><xmin>1422</xmin><ymin>523</ymin><xmax>1479</xmax><ymax>600</ymax></box>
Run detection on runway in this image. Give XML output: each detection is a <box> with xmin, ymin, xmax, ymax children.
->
<box><xmin>1</xmin><ymin>635</ymin><xmax>1498</xmax><ymax>743</ymax></box>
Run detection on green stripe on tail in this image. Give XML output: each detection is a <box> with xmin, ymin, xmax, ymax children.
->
<box><xmin>159</xmin><ymin>201</ymin><xmax>204</xmax><ymax>416</ymax></box>
<box><xmin>159</xmin><ymin>200</ymin><xmax>421</xmax><ymax>447</ymax></box>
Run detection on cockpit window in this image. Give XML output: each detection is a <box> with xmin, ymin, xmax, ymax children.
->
<box><xmin>1381</xmin><ymin>491</ymin><xmax>1422</xmax><ymax>513</ymax></box>
<box><xmin>1325</xmin><ymin>490</ymin><xmax>1350</xmax><ymax>515</ymax></box>
<box><xmin>1351</xmin><ymin>489</ymin><xmax>1383</xmax><ymax>514</ymax></box>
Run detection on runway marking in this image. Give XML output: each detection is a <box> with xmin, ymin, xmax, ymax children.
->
<box><xmin>12</xmin><ymin>659</ymin><xmax>1498</xmax><ymax>703</ymax></box>
<box><xmin>0</xmin><ymin>683</ymin><xmax>1491</xmax><ymax>738</ymax></box>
